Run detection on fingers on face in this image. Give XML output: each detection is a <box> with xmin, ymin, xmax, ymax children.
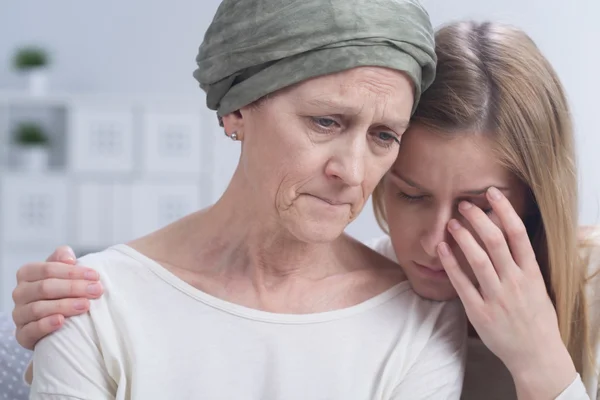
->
<box><xmin>447</xmin><ymin>218</ymin><xmax>501</xmax><ymax>297</ymax></box>
<box><xmin>485</xmin><ymin>187</ymin><xmax>537</xmax><ymax>270</ymax></box>
<box><xmin>456</xmin><ymin>200</ymin><xmax>515</xmax><ymax>278</ymax></box>
<box><xmin>437</xmin><ymin>241</ymin><xmax>483</xmax><ymax>308</ymax></box>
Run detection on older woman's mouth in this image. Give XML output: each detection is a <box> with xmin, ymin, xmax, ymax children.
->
<box><xmin>304</xmin><ymin>194</ymin><xmax>351</xmax><ymax>207</ymax></box>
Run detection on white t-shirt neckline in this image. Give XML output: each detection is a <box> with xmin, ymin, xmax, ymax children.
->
<box><xmin>111</xmin><ymin>244</ymin><xmax>412</xmax><ymax>325</ymax></box>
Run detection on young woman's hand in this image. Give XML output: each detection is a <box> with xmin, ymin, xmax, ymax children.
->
<box><xmin>12</xmin><ymin>246</ymin><xmax>103</xmax><ymax>349</ymax></box>
<box><xmin>438</xmin><ymin>187</ymin><xmax>578</xmax><ymax>399</ymax></box>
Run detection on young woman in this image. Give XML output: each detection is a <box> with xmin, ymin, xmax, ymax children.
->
<box><xmin>371</xmin><ymin>21</ymin><xmax>600</xmax><ymax>399</ymax></box>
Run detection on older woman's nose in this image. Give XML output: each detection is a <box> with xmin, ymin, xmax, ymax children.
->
<box><xmin>325</xmin><ymin>138</ymin><xmax>366</xmax><ymax>187</ymax></box>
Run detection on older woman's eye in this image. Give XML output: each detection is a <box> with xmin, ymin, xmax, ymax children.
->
<box><xmin>374</xmin><ymin>131</ymin><xmax>400</xmax><ymax>148</ymax></box>
<box><xmin>312</xmin><ymin>117</ymin><xmax>338</xmax><ymax>129</ymax></box>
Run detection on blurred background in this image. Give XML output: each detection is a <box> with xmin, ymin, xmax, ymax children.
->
<box><xmin>0</xmin><ymin>0</ymin><xmax>598</xmax><ymax>312</ymax></box>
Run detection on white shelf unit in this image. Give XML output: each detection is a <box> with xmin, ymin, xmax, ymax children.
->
<box><xmin>0</xmin><ymin>91</ymin><xmax>231</xmax><ymax>311</ymax></box>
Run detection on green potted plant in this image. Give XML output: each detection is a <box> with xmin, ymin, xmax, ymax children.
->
<box><xmin>12</xmin><ymin>46</ymin><xmax>51</xmax><ymax>96</ymax></box>
<box><xmin>12</xmin><ymin>122</ymin><xmax>50</xmax><ymax>171</ymax></box>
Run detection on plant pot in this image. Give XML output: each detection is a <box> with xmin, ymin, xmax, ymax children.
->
<box><xmin>16</xmin><ymin>146</ymin><xmax>49</xmax><ymax>171</ymax></box>
<box><xmin>27</xmin><ymin>68</ymin><xmax>48</xmax><ymax>96</ymax></box>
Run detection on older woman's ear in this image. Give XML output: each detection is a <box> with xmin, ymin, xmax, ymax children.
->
<box><xmin>221</xmin><ymin>110</ymin><xmax>244</xmax><ymax>141</ymax></box>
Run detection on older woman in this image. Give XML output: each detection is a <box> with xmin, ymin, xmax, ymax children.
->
<box><xmin>13</xmin><ymin>1</ymin><xmax>468</xmax><ymax>399</ymax></box>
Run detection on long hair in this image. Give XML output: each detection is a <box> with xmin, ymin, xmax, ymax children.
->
<box><xmin>373</xmin><ymin>21</ymin><xmax>592</xmax><ymax>372</ymax></box>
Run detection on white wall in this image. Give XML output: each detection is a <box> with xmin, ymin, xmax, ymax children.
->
<box><xmin>0</xmin><ymin>0</ymin><xmax>222</xmax><ymax>95</ymax></box>
<box><xmin>1</xmin><ymin>0</ymin><xmax>598</xmax><ymax>244</ymax></box>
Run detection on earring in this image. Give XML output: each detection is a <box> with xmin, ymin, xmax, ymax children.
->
<box><xmin>230</xmin><ymin>131</ymin><xmax>238</xmax><ymax>141</ymax></box>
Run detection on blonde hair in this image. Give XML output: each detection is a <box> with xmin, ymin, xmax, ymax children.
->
<box><xmin>373</xmin><ymin>21</ymin><xmax>593</xmax><ymax>373</ymax></box>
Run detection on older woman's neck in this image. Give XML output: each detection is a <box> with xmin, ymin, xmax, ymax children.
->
<box><xmin>204</xmin><ymin>191</ymin><xmax>342</xmax><ymax>282</ymax></box>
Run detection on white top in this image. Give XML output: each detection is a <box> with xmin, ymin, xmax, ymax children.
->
<box><xmin>30</xmin><ymin>244</ymin><xmax>467</xmax><ymax>400</ymax></box>
<box><xmin>369</xmin><ymin>234</ymin><xmax>600</xmax><ymax>400</ymax></box>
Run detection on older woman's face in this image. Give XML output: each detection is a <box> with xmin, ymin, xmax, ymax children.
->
<box><xmin>227</xmin><ymin>67</ymin><xmax>414</xmax><ymax>243</ymax></box>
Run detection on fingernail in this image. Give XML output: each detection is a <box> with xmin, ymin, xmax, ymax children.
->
<box><xmin>448</xmin><ymin>219</ymin><xmax>461</xmax><ymax>231</ymax></box>
<box><xmin>59</xmin><ymin>255</ymin><xmax>76</xmax><ymax>263</ymax></box>
<box><xmin>459</xmin><ymin>201</ymin><xmax>472</xmax><ymax>210</ymax></box>
<box><xmin>487</xmin><ymin>187</ymin><xmax>502</xmax><ymax>201</ymax></box>
<box><xmin>84</xmin><ymin>270</ymin><xmax>98</xmax><ymax>280</ymax></box>
<box><xmin>86</xmin><ymin>283</ymin><xmax>102</xmax><ymax>295</ymax></box>
<box><xmin>74</xmin><ymin>300</ymin><xmax>88</xmax><ymax>310</ymax></box>
<box><xmin>51</xmin><ymin>315</ymin><xmax>63</xmax><ymax>327</ymax></box>
<box><xmin>438</xmin><ymin>242</ymin><xmax>450</xmax><ymax>256</ymax></box>
<box><xmin>58</xmin><ymin>246</ymin><xmax>76</xmax><ymax>263</ymax></box>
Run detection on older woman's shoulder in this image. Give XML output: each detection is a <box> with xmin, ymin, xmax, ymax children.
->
<box><xmin>76</xmin><ymin>244</ymin><xmax>163</xmax><ymax>291</ymax></box>
<box><xmin>77</xmin><ymin>245</ymin><xmax>142</xmax><ymax>271</ymax></box>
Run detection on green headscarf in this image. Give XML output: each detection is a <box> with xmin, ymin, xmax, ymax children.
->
<box><xmin>194</xmin><ymin>0</ymin><xmax>436</xmax><ymax>118</ymax></box>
